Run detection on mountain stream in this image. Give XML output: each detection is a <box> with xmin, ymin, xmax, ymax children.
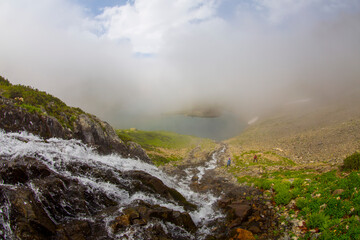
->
<box><xmin>0</xmin><ymin>131</ymin><xmax>228</xmax><ymax>239</ymax></box>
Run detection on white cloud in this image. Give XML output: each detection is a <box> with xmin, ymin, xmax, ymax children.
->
<box><xmin>97</xmin><ymin>0</ymin><xmax>219</xmax><ymax>53</ymax></box>
<box><xmin>253</xmin><ymin>0</ymin><xmax>360</xmax><ymax>24</ymax></box>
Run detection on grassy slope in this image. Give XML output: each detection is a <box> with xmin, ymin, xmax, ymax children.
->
<box><xmin>116</xmin><ymin>129</ymin><xmax>216</xmax><ymax>166</ymax></box>
<box><xmin>222</xmin><ymin>99</ymin><xmax>360</xmax><ymax>239</ymax></box>
<box><xmin>0</xmin><ymin>76</ymin><xmax>84</xmax><ymax>129</ymax></box>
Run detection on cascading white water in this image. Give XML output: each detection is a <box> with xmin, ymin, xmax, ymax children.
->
<box><xmin>0</xmin><ymin>194</ymin><xmax>12</xmax><ymax>239</ymax></box>
<box><xmin>0</xmin><ymin>130</ymin><xmax>224</xmax><ymax>239</ymax></box>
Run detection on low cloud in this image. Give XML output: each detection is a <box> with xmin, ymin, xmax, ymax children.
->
<box><xmin>0</xmin><ymin>0</ymin><xmax>359</xmax><ymax>127</ymax></box>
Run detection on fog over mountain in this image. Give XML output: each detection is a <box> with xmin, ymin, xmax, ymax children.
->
<box><xmin>0</xmin><ymin>0</ymin><xmax>359</xmax><ymax>127</ymax></box>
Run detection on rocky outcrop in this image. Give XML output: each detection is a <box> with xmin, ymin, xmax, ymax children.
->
<box><xmin>0</xmin><ymin>96</ymin><xmax>150</xmax><ymax>161</ymax></box>
<box><xmin>0</xmin><ymin>153</ymin><xmax>196</xmax><ymax>240</ymax></box>
<box><xmin>0</xmin><ymin>96</ymin><xmax>69</xmax><ymax>139</ymax></box>
<box><xmin>127</xmin><ymin>141</ymin><xmax>152</xmax><ymax>163</ymax></box>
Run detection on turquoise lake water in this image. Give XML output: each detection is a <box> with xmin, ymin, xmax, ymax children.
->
<box><xmin>117</xmin><ymin>113</ymin><xmax>246</xmax><ymax>141</ymax></box>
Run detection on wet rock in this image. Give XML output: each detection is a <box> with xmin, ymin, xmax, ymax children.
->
<box><xmin>124</xmin><ymin>170</ymin><xmax>197</xmax><ymax>211</ymax></box>
<box><xmin>111</xmin><ymin>203</ymin><xmax>197</xmax><ymax>235</ymax></box>
<box><xmin>1</xmin><ymin>187</ymin><xmax>57</xmax><ymax>240</ymax></box>
<box><xmin>149</xmin><ymin>206</ymin><xmax>196</xmax><ymax>233</ymax></box>
<box><xmin>56</xmin><ymin>220</ymin><xmax>91</xmax><ymax>240</ymax></box>
<box><xmin>0</xmin><ymin>157</ymin><xmax>52</xmax><ymax>185</ymax></box>
<box><xmin>32</xmin><ymin>174</ymin><xmax>118</xmax><ymax>221</ymax></box>
<box><xmin>111</xmin><ymin>215</ymin><xmax>131</xmax><ymax>232</ymax></box>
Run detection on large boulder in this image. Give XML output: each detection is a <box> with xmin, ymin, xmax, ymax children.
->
<box><xmin>124</xmin><ymin>170</ymin><xmax>197</xmax><ymax>211</ymax></box>
<box><xmin>111</xmin><ymin>202</ymin><xmax>197</xmax><ymax>235</ymax></box>
<box><xmin>73</xmin><ymin>114</ymin><xmax>128</xmax><ymax>155</ymax></box>
<box><xmin>127</xmin><ymin>141</ymin><xmax>151</xmax><ymax>163</ymax></box>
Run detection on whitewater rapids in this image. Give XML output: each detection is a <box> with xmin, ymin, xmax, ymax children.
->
<box><xmin>0</xmin><ymin>130</ymin><xmax>225</xmax><ymax>239</ymax></box>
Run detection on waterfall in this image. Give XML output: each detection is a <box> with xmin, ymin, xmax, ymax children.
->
<box><xmin>0</xmin><ymin>130</ymin><xmax>224</xmax><ymax>239</ymax></box>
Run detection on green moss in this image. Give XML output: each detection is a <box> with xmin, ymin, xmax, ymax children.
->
<box><xmin>19</xmin><ymin>103</ymin><xmax>43</xmax><ymax>114</ymax></box>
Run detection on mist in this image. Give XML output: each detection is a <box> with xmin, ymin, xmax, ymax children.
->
<box><xmin>0</xmin><ymin>0</ymin><xmax>359</xmax><ymax>131</ymax></box>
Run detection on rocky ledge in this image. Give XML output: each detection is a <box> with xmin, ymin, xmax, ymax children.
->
<box><xmin>0</xmin><ymin>96</ymin><xmax>150</xmax><ymax>162</ymax></box>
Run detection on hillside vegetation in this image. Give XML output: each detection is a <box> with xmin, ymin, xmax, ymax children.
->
<box><xmin>221</xmin><ymin>99</ymin><xmax>360</xmax><ymax>239</ymax></box>
<box><xmin>0</xmin><ymin>76</ymin><xmax>84</xmax><ymax>130</ymax></box>
<box><xmin>116</xmin><ymin>129</ymin><xmax>216</xmax><ymax>166</ymax></box>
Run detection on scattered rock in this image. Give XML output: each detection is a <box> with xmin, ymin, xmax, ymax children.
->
<box><xmin>231</xmin><ymin>228</ymin><xmax>256</xmax><ymax>240</ymax></box>
<box><xmin>228</xmin><ymin>203</ymin><xmax>252</xmax><ymax>224</ymax></box>
<box><xmin>332</xmin><ymin>189</ymin><xmax>345</xmax><ymax>196</ymax></box>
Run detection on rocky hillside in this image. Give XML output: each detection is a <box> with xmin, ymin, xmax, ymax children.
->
<box><xmin>227</xmin><ymin>97</ymin><xmax>360</xmax><ymax>165</ymax></box>
<box><xmin>0</xmin><ymin>76</ymin><xmax>149</xmax><ymax>161</ymax></box>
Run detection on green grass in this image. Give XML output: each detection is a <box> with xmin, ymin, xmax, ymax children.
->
<box><xmin>234</xmin><ymin>166</ymin><xmax>360</xmax><ymax>239</ymax></box>
<box><xmin>116</xmin><ymin>129</ymin><xmax>216</xmax><ymax>166</ymax></box>
<box><xmin>148</xmin><ymin>153</ymin><xmax>182</xmax><ymax>166</ymax></box>
<box><xmin>230</xmin><ymin>150</ymin><xmax>296</xmax><ymax>169</ymax></box>
<box><xmin>0</xmin><ymin>75</ymin><xmax>84</xmax><ymax>129</ymax></box>
<box><xmin>116</xmin><ymin>129</ymin><xmax>201</xmax><ymax>150</ymax></box>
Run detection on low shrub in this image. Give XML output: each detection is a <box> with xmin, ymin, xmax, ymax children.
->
<box><xmin>343</xmin><ymin>152</ymin><xmax>360</xmax><ymax>170</ymax></box>
<box><xmin>307</xmin><ymin>212</ymin><xmax>329</xmax><ymax>230</ymax></box>
<box><xmin>259</xmin><ymin>179</ymin><xmax>272</xmax><ymax>190</ymax></box>
<box><xmin>273</xmin><ymin>181</ymin><xmax>290</xmax><ymax>193</ymax></box>
<box><xmin>325</xmin><ymin>198</ymin><xmax>352</xmax><ymax>218</ymax></box>
<box><xmin>296</xmin><ymin>197</ymin><xmax>307</xmax><ymax>210</ymax></box>
<box><xmin>291</xmin><ymin>187</ymin><xmax>302</xmax><ymax>198</ymax></box>
<box><xmin>292</xmin><ymin>178</ymin><xmax>303</xmax><ymax>188</ymax></box>
<box><xmin>274</xmin><ymin>190</ymin><xmax>292</xmax><ymax>205</ymax></box>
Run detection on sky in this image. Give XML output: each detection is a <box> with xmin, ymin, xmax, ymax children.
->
<box><xmin>0</xmin><ymin>0</ymin><xmax>359</xmax><ymax>127</ymax></box>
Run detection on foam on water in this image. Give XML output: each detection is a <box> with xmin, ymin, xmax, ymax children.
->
<box><xmin>0</xmin><ymin>130</ymin><xmax>225</xmax><ymax>239</ymax></box>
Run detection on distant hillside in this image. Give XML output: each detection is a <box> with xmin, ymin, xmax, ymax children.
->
<box><xmin>174</xmin><ymin>104</ymin><xmax>223</xmax><ymax>118</ymax></box>
<box><xmin>226</xmin><ymin>97</ymin><xmax>360</xmax><ymax>165</ymax></box>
